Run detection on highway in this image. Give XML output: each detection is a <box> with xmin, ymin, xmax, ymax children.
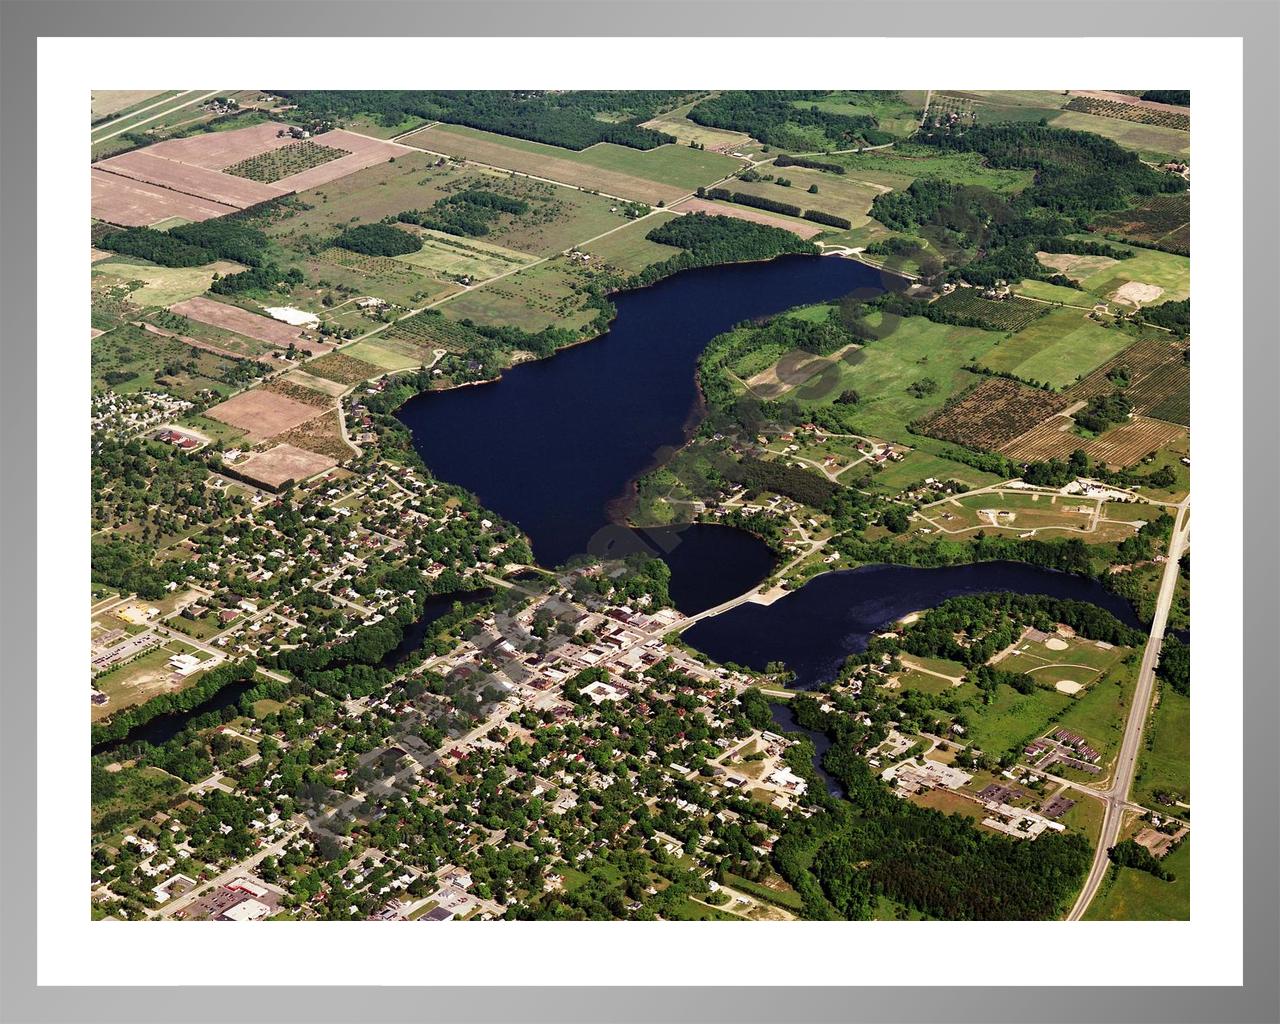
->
<box><xmin>1066</xmin><ymin>498</ymin><xmax>1190</xmax><ymax>920</ymax></box>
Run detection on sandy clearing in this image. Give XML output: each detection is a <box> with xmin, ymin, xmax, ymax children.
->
<box><xmin>670</xmin><ymin>197</ymin><xmax>824</xmax><ymax>238</ymax></box>
<box><xmin>1055</xmin><ymin>680</ymin><xmax>1084</xmax><ymax>694</ymax></box>
<box><xmin>226</xmin><ymin>443</ymin><xmax>338</xmax><ymax>490</ymax></box>
<box><xmin>1044</xmin><ymin>638</ymin><xmax>1069</xmax><ymax>651</ymax></box>
<box><xmin>1111</xmin><ymin>281</ymin><xmax>1164</xmax><ymax>306</ymax></box>
<box><xmin>205</xmin><ymin>390</ymin><xmax>327</xmax><ymax>442</ymax></box>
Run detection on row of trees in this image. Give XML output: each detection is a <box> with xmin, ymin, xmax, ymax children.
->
<box><xmin>277</xmin><ymin>90</ymin><xmax>687</xmax><ymax>151</ymax></box>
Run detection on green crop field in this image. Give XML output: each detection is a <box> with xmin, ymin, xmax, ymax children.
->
<box><xmin>1084</xmin><ymin>839</ymin><xmax>1189</xmax><ymax>920</ymax></box>
<box><xmin>978</xmin><ymin>307</ymin><xmax>1137</xmax><ymax>388</ymax></box>
<box><xmin>1134</xmin><ymin>687</ymin><xmax>1190</xmax><ymax>808</ymax></box>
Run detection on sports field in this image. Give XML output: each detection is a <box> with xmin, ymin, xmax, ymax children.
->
<box><xmin>978</xmin><ymin>307</ymin><xmax>1137</xmax><ymax>388</ymax></box>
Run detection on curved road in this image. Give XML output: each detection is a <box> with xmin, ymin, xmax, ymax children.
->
<box><xmin>1067</xmin><ymin>499</ymin><xmax>1190</xmax><ymax>920</ymax></box>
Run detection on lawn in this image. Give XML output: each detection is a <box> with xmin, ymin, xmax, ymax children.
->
<box><xmin>1134</xmin><ymin>686</ymin><xmax>1190</xmax><ymax>809</ymax></box>
<box><xmin>1084</xmin><ymin>839</ymin><xmax>1190</xmax><ymax>920</ymax></box>
<box><xmin>978</xmin><ymin>307</ymin><xmax>1137</xmax><ymax>388</ymax></box>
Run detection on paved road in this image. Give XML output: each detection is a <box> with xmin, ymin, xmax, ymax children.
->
<box><xmin>1067</xmin><ymin>499</ymin><xmax>1189</xmax><ymax>920</ymax></box>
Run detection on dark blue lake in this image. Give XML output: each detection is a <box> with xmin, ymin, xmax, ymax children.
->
<box><xmin>682</xmin><ymin>561</ymin><xmax>1143</xmax><ymax>691</ymax></box>
<box><xmin>398</xmin><ymin>254</ymin><xmax>890</xmax><ymax>613</ymax></box>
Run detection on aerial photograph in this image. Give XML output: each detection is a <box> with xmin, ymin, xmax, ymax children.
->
<box><xmin>88</xmin><ymin>88</ymin><xmax>1191</xmax><ymax>924</ymax></box>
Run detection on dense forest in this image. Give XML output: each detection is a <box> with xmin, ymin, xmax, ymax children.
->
<box><xmin>332</xmin><ymin>222</ymin><xmax>423</xmax><ymax>256</ymax></box>
<box><xmin>99</xmin><ymin>219</ymin><xmax>272</xmax><ymax>268</ymax></box>
<box><xmin>630</xmin><ymin>213</ymin><xmax>816</xmax><ymax>288</ymax></box>
<box><xmin>871</xmin><ymin>123</ymin><xmax>1186</xmax><ymax>286</ymax></box>
<box><xmin>276</xmin><ymin>90</ymin><xmax>691</xmax><ymax>150</ymax></box>
<box><xmin>772</xmin><ymin>723</ymin><xmax>1092</xmax><ymax>919</ymax></box>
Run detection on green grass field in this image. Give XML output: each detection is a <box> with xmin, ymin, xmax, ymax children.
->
<box><xmin>865</xmin><ymin>450</ymin><xmax>1007</xmax><ymax>492</ymax></box>
<box><xmin>786</xmin><ymin>311</ymin><xmax>998</xmax><ymax>445</ymax></box>
<box><xmin>962</xmin><ymin>683</ymin><xmax>1073</xmax><ymax>756</ymax></box>
<box><xmin>1134</xmin><ymin>687</ymin><xmax>1190</xmax><ymax>808</ymax></box>
<box><xmin>730</xmin><ymin>168</ymin><xmax>885</xmax><ymax>231</ymax></box>
<box><xmin>640</xmin><ymin>101</ymin><xmax>753</xmax><ymax>150</ymax></box>
<box><xmin>978</xmin><ymin>307</ymin><xmax>1137</xmax><ymax>388</ymax></box>
<box><xmin>1044</xmin><ymin>240</ymin><xmax>1190</xmax><ymax>307</ymax></box>
<box><xmin>835</xmin><ymin>144</ymin><xmax>1037</xmax><ymax>194</ymax></box>
<box><xmin>1013</xmin><ymin>280</ymin><xmax>1097</xmax><ymax>305</ymax></box>
<box><xmin>415</xmin><ymin>122</ymin><xmax>741</xmax><ymax>194</ymax></box>
<box><xmin>340</xmin><ymin>336</ymin><xmax>426</xmax><ymax>371</ymax></box>
<box><xmin>1048</xmin><ymin>109</ymin><xmax>1190</xmax><ymax>162</ymax></box>
<box><xmin>795</xmin><ymin>91</ymin><xmax>928</xmax><ymax>140</ymax></box>
<box><xmin>580</xmin><ymin>212</ymin><xmax>683</xmax><ymax>273</ymax></box>
<box><xmin>393</xmin><ymin>230</ymin><xmax>537</xmax><ymax>280</ymax></box>
<box><xmin>1084</xmin><ymin>839</ymin><xmax>1189</xmax><ymax>920</ymax></box>
<box><xmin>93</xmin><ymin>257</ymin><xmax>247</xmax><ymax>309</ymax></box>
